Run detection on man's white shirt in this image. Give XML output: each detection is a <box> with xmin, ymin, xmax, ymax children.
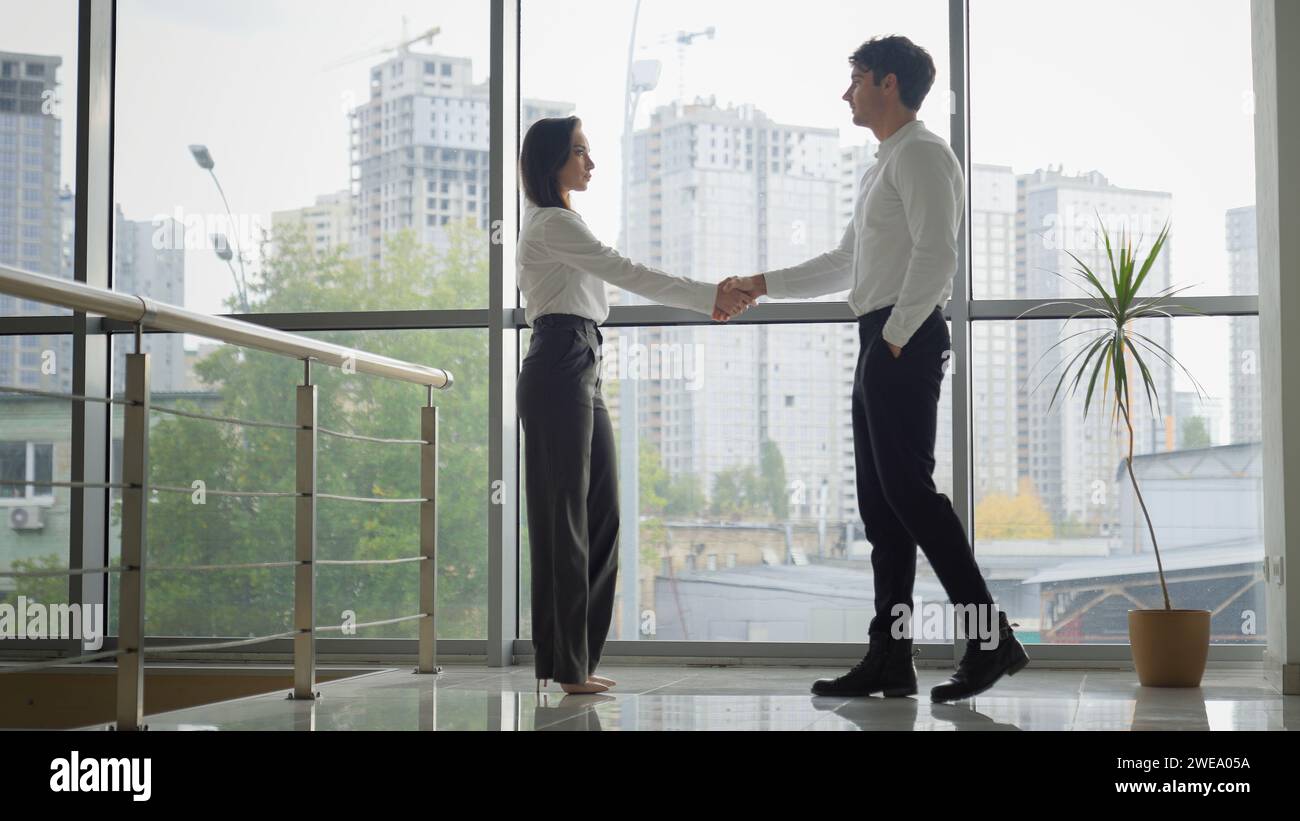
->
<box><xmin>517</xmin><ymin>202</ymin><xmax>716</xmax><ymax>326</ymax></box>
<box><xmin>762</xmin><ymin>119</ymin><xmax>964</xmax><ymax>348</ymax></box>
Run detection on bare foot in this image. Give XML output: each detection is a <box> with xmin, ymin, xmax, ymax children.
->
<box><xmin>560</xmin><ymin>680</ymin><xmax>609</xmax><ymax>695</ymax></box>
<box><xmin>588</xmin><ymin>674</ymin><xmax>617</xmax><ymax>687</ymax></box>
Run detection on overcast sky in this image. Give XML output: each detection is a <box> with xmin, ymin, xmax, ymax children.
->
<box><xmin>5</xmin><ymin>0</ymin><xmax>1260</xmax><ymax>418</ymax></box>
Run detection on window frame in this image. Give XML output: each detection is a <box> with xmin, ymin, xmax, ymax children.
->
<box><xmin>0</xmin><ymin>0</ymin><xmax>1266</xmax><ymax>668</ymax></box>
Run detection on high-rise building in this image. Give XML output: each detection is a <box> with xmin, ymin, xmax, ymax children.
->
<box><xmin>0</xmin><ymin>51</ymin><xmax>62</xmax><ymax>283</ymax></box>
<box><xmin>349</xmin><ymin>48</ymin><xmax>571</xmax><ymax>265</ymax></box>
<box><xmin>970</xmin><ymin>164</ymin><xmax>1018</xmax><ymax>503</ymax></box>
<box><xmin>626</xmin><ymin>99</ymin><xmax>844</xmax><ymax>523</ymax></box>
<box><xmin>58</xmin><ymin>184</ymin><xmax>73</xmax><ymax>278</ymax></box>
<box><xmin>0</xmin><ymin>51</ymin><xmax>71</xmax><ymax>393</ymax></box>
<box><xmin>1015</xmin><ymin>167</ymin><xmax>1176</xmax><ymax>534</ymax></box>
<box><xmin>112</xmin><ymin>204</ymin><xmax>187</xmax><ymax>394</ymax></box>
<box><xmin>271</xmin><ymin>190</ymin><xmax>354</xmax><ymax>257</ymax></box>
<box><xmin>1</xmin><ymin>51</ymin><xmax>71</xmax><ymax>567</ymax></box>
<box><xmin>1226</xmin><ymin>205</ymin><xmax>1261</xmax><ymax>445</ymax></box>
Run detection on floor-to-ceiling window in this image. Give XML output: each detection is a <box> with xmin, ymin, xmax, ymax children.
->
<box><xmin>0</xmin><ymin>0</ymin><xmax>1265</xmax><ymax>663</ymax></box>
<box><xmin>968</xmin><ymin>0</ymin><xmax>1262</xmax><ymax>646</ymax></box>
<box><xmin>0</xmin><ymin>1</ymin><xmax>78</xmax><ymax>646</ymax></box>
<box><xmin>106</xmin><ymin>0</ymin><xmax>494</xmax><ymax>640</ymax></box>
<box><xmin>519</xmin><ymin>0</ymin><xmax>962</xmax><ymax>646</ymax></box>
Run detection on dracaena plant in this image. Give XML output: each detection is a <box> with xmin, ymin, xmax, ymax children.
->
<box><xmin>1019</xmin><ymin>214</ymin><xmax>1209</xmax><ymax>611</ymax></box>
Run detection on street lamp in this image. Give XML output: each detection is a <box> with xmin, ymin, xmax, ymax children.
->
<box><xmin>209</xmin><ymin>230</ymin><xmax>247</xmax><ymax>318</ymax></box>
<box><xmin>209</xmin><ymin>231</ymin><xmax>232</xmax><ymax>262</ymax></box>
<box><xmin>188</xmin><ymin>144</ymin><xmax>214</xmax><ymax>170</ymax></box>
<box><xmin>188</xmin><ymin>144</ymin><xmax>251</xmax><ymax>313</ymax></box>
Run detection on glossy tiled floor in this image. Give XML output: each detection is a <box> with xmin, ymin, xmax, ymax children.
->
<box><xmin>75</xmin><ymin>663</ymin><xmax>1300</xmax><ymax>731</ymax></box>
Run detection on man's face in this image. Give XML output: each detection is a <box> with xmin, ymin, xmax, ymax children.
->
<box><xmin>842</xmin><ymin>65</ymin><xmax>889</xmax><ymax>127</ymax></box>
<box><xmin>557</xmin><ymin>125</ymin><xmax>595</xmax><ymax>194</ymax></box>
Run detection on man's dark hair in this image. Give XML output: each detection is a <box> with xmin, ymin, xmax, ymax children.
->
<box><xmin>849</xmin><ymin>36</ymin><xmax>936</xmax><ymax>112</ymax></box>
<box><xmin>520</xmin><ymin>115</ymin><xmax>581</xmax><ymax>208</ymax></box>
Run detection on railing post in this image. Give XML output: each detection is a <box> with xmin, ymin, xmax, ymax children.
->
<box><xmin>417</xmin><ymin>398</ymin><xmax>441</xmax><ymax>674</ymax></box>
<box><xmin>292</xmin><ymin>359</ymin><xmax>318</xmax><ymax>699</ymax></box>
<box><xmin>116</xmin><ymin>350</ymin><xmax>149</xmax><ymax>730</ymax></box>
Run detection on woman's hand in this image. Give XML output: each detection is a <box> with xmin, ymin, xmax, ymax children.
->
<box><xmin>712</xmin><ymin>280</ymin><xmax>759</xmax><ymax>321</ymax></box>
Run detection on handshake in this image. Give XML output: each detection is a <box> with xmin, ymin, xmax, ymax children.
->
<box><xmin>710</xmin><ymin>274</ymin><xmax>768</xmax><ymax>322</ymax></box>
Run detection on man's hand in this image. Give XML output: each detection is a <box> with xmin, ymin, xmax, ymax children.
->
<box><xmin>722</xmin><ymin>274</ymin><xmax>767</xmax><ymax>298</ymax></box>
<box><xmin>883</xmin><ymin>332</ymin><xmax>902</xmax><ymax>358</ymax></box>
<box><xmin>711</xmin><ymin>275</ymin><xmax>765</xmax><ymax>321</ymax></box>
<box><xmin>712</xmin><ymin>280</ymin><xmax>757</xmax><ymax>322</ymax></box>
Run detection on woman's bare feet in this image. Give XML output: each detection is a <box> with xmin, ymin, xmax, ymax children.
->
<box><xmin>588</xmin><ymin>674</ymin><xmax>616</xmax><ymax>687</ymax></box>
<box><xmin>559</xmin><ymin>680</ymin><xmax>609</xmax><ymax>695</ymax></box>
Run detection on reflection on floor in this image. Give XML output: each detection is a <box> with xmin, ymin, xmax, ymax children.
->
<box><xmin>75</xmin><ymin>664</ymin><xmax>1300</xmax><ymax>731</ymax></box>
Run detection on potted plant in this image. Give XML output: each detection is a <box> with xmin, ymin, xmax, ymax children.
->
<box><xmin>1021</xmin><ymin>214</ymin><xmax>1212</xmax><ymax>686</ymax></box>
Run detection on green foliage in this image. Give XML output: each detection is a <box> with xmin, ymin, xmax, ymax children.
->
<box><xmin>1055</xmin><ymin>513</ymin><xmax>1095</xmax><ymax>540</ymax></box>
<box><xmin>10</xmin><ymin>553</ymin><xmax>68</xmax><ymax>604</ymax></box>
<box><xmin>662</xmin><ymin>471</ymin><xmax>703</xmax><ymax>518</ymax></box>
<box><xmin>1181</xmin><ymin>416</ymin><xmax>1211</xmax><ymax>449</ymax></box>
<box><xmin>1022</xmin><ymin>216</ymin><xmax>1208</xmax><ymax>427</ymax></box>
<box><xmin>107</xmin><ymin>220</ymin><xmax>489</xmax><ymax>638</ymax></box>
<box><xmin>707</xmin><ymin>440</ymin><xmax>789</xmax><ymax>521</ymax></box>
<box><xmin>1020</xmin><ymin>214</ymin><xmax>1206</xmax><ymax>609</ymax></box>
<box><xmin>632</xmin><ymin>435</ymin><xmax>704</xmax><ymax>520</ymax></box>
<box><xmin>759</xmin><ymin>439</ymin><xmax>788</xmax><ymax>519</ymax></box>
<box><xmin>638</xmin><ymin>438</ymin><xmax>668</xmax><ymax>516</ymax></box>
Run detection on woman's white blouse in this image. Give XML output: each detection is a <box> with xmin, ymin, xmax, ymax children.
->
<box><xmin>517</xmin><ymin>202</ymin><xmax>716</xmax><ymax>326</ymax></box>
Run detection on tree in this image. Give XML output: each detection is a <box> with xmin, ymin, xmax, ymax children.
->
<box><xmin>101</xmin><ymin>221</ymin><xmax>490</xmax><ymax>639</ymax></box>
<box><xmin>759</xmin><ymin>439</ymin><xmax>788</xmax><ymax>519</ymax></box>
<box><xmin>10</xmin><ymin>553</ymin><xmax>67</xmax><ymax>605</ymax></box>
<box><xmin>1181</xmin><ymin>416</ymin><xmax>1211</xmax><ymax>449</ymax></box>
<box><xmin>635</xmin><ymin>440</ymin><xmax>669</xmax><ymax>580</ymax></box>
<box><xmin>974</xmin><ymin>475</ymin><xmax>1053</xmax><ymax>540</ymax></box>
<box><xmin>663</xmin><ymin>471</ymin><xmax>703</xmax><ymax>518</ymax></box>
<box><xmin>710</xmin><ymin>469</ymin><xmax>744</xmax><ymax>519</ymax></box>
<box><xmin>638</xmin><ymin>439</ymin><xmax>668</xmax><ymax>517</ymax></box>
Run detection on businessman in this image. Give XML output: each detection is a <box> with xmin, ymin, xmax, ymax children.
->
<box><xmin>724</xmin><ymin>35</ymin><xmax>1028</xmax><ymax>702</ymax></box>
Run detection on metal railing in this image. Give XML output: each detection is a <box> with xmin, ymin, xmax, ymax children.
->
<box><xmin>0</xmin><ymin>263</ymin><xmax>453</xmax><ymax>730</ymax></box>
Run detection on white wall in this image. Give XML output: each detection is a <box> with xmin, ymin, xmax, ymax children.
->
<box><xmin>1252</xmin><ymin>0</ymin><xmax>1300</xmax><ymax>694</ymax></box>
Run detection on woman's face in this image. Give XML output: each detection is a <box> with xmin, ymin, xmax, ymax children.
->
<box><xmin>556</xmin><ymin>125</ymin><xmax>595</xmax><ymax>197</ymax></box>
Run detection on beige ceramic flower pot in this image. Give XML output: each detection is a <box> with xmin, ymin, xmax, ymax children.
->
<box><xmin>1128</xmin><ymin>609</ymin><xmax>1211</xmax><ymax>687</ymax></box>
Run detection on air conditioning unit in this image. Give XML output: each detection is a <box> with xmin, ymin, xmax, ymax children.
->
<box><xmin>8</xmin><ymin>505</ymin><xmax>45</xmax><ymax>531</ymax></box>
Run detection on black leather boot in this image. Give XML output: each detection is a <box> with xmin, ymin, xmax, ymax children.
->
<box><xmin>930</xmin><ymin>611</ymin><xmax>1029</xmax><ymax>703</ymax></box>
<box><xmin>811</xmin><ymin>633</ymin><xmax>917</xmax><ymax>697</ymax></box>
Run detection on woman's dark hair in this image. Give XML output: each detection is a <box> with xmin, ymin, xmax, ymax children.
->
<box><xmin>520</xmin><ymin>115</ymin><xmax>581</xmax><ymax>208</ymax></box>
<box><xmin>849</xmin><ymin>35</ymin><xmax>936</xmax><ymax>112</ymax></box>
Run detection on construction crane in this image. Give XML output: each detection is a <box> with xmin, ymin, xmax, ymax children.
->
<box><xmin>655</xmin><ymin>26</ymin><xmax>716</xmax><ymax>103</ymax></box>
<box><xmin>323</xmin><ymin>17</ymin><xmax>441</xmax><ymax>71</ymax></box>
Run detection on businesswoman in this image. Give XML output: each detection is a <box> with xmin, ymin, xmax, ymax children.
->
<box><xmin>518</xmin><ymin>115</ymin><xmax>754</xmax><ymax>694</ymax></box>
